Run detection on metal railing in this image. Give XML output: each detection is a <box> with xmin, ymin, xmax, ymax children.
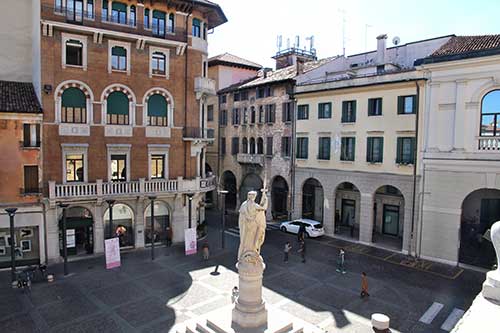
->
<box><xmin>42</xmin><ymin>4</ymin><xmax>186</xmax><ymax>43</ymax></box>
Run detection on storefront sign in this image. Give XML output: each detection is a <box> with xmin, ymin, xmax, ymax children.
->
<box><xmin>105</xmin><ymin>238</ymin><xmax>121</xmax><ymax>269</ymax></box>
<box><xmin>67</xmin><ymin>229</ymin><xmax>76</xmax><ymax>248</ymax></box>
<box><xmin>184</xmin><ymin>228</ymin><xmax>197</xmax><ymax>256</ymax></box>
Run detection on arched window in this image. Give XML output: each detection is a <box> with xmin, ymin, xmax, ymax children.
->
<box><xmin>111</xmin><ymin>2</ymin><xmax>127</xmax><ymax>24</ymax></box>
<box><xmin>111</xmin><ymin>46</ymin><xmax>127</xmax><ymax>71</ymax></box>
<box><xmin>130</xmin><ymin>5</ymin><xmax>136</xmax><ymax>26</ymax></box>
<box><xmin>168</xmin><ymin>13</ymin><xmax>175</xmax><ymax>33</ymax></box>
<box><xmin>62</xmin><ymin>88</ymin><xmax>87</xmax><ymax>123</ymax></box>
<box><xmin>192</xmin><ymin>18</ymin><xmax>201</xmax><ymax>38</ymax></box>
<box><xmin>251</xmin><ymin>106</ymin><xmax>256</xmax><ymax>124</ymax></box>
<box><xmin>481</xmin><ymin>90</ymin><xmax>500</xmax><ymax>136</ymax></box>
<box><xmin>249</xmin><ymin>138</ymin><xmax>256</xmax><ymax>154</ymax></box>
<box><xmin>151</xmin><ymin>52</ymin><xmax>166</xmax><ymax>75</ymax></box>
<box><xmin>144</xmin><ymin>8</ymin><xmax>150</xmax><ymax>28</ymax></box>
<box><xmin>104</xmin><ymin>204</ymin><xmax>134</xmax><ymax>248</ymax></box>
<box><xmin>257</xmin><ymin>138</ymin><xmax>264</xmax><ymax>154</ymax></box>
<box><xmin>242</xmin><ymin>138</ymin><xmax>248</xmax><ymax>153</ymax></box>
<box><xmin>148</xmin><ymin>94</ymin><xmax>168</xmax><ymax>126</ymax></box>
<box><xmin>107</xmin><ymin>91</ymin><xmax>129</xmax><ymax>125</ymax></box>
<box><xmin>152</xmin><ymin>10</ymin><xmax>166</xmax><ymax>37</ymax></box>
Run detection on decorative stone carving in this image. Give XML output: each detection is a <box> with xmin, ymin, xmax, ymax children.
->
<box><xmin>483</xmin><ymin>221</ymin><xmax>500</xmax><ymax>302</ymax></box>
<box><xmin>58</xmin><ymin>124</ymin><xmax>90</xmax><ymax>136</ymax></box>
<box><xmin>104</xmin><ymin>125</ymin><xmax>133</xmax><ymax>137</ymax></box>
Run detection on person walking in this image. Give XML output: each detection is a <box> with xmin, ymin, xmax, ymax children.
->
<box><xmin>336</xmin><ymin>248</ymin><xmax>346</xmax><ymax>274</ymax></box>
<box><xmin>166</xmin><ymin>226</ymin><xmax>173</xmax><ymax>247</ymax></box>
<box><xmin>360</xmin><ymin>272</ymin><xmax>370</xmax><ymax>298</ymax></box>
<box><xmin>231</xmin><ymin>286</ymin><xmax>239</xmax><ymax>303</ymax></box>
<box><xmin>202</xmin><ymin>243</ymin><xmax>210</xmax><ymax>260</ymax></box>
<box><xmin>298</xmin><ymin>223</ymin><xmax>306</xmax><ymax>242</ymax></box>
<box><xmin>284</xmin><ymin>241</ymin><xmax>292</xmax><ymax>263</ymax></box>
<box><xmin>298</xmin><ymin>240</ymin><xmax>306</xmax><ymax>263</ymax></box>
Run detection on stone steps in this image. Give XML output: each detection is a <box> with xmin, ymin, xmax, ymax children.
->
<box><xmin>179</xmin><ymin>319</ymin><xmax>305</xmax><ymax>333</ymax></box>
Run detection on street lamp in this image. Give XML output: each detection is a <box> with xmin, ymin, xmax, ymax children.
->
<box><xmin>148</xmin><ymin>196</ymin><xmax>157</xmax><ymax>260</ymax></box>
<box><xmin>58</xmin><ymin>203</ymin><xmax>69</xmax><ymax>276</ymax></box>
<box><xmin>5</xmin><ymin>208</ymin><xmax>18</xmax><ymax>282</ymax></box>
<box><xmin>106</xmin><ymin>199</ymin><xmax>116</xmax><ymax>238</ymax></box>
<box><xmin>187</xmin><ymin>193</ymin><xmax>194</xmax><ymax>229</ymax></box>
<box><xmin>218</xmin><ymin>190</ymin><xmax>228</xmax><ymax>249</ymax></box>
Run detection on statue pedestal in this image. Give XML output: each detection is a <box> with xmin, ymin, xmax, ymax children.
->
<box><xmin>232</xmin><ymin>253</ymin><xmax>268</xmax><ymax>328</ymax></box>
<box><xmin>483</xmin><ymin>270</ymin><xmax>500</xmax><ymax>302</ymax></box>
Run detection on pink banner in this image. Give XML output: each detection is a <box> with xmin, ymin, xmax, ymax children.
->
<box><xmin>184</xmin><ymin>228</ymin><xmax>197</xmax><ymax>256</ymax></box>
<box><xmin>105</xmin><ymin>238</ymin><xmax>121</xmax><ymax>269</ymax></box>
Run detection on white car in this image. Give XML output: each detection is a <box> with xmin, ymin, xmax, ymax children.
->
<box><xmin>279</xmin><ymin>219</ymin><xmax>325</xmax><ymax>238</ymax></box>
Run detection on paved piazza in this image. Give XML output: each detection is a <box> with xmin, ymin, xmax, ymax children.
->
<box><xmin>0</xmin><ymin>211</ymin><xmax>485</xmax><ymax>333</ymax></box>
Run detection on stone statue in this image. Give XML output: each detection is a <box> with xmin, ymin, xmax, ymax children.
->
<box><xmin>238</xmin><ymin>189</ymin><xmax>268</xmax><ymax>261</ymax></box>
<box><xmin>483</xmin><ymin>221</ymin><xmax>500</xmax><ymax>301</ymax></box>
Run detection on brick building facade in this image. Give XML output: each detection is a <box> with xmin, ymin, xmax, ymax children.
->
<box><xmin>39</xmin><ymin>0</ymin><xmax>225</xmax><ymax>262</ymax></box>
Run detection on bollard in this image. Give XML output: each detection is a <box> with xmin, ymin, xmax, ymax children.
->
<box><xmin>371</xmin><ymin>313</ymin><xmax>390</xmax><ymax>332</ymax></box>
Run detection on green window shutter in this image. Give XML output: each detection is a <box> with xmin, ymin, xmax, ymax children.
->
<box><xmin>112</xmin><ymin>2</ymin><xmax>127</xmax><ymax>11</ymax></box>
<box><xmin>107</xmin><ymin>91</ymin><xmax>129</xmax><ymax>115</ymax></box>
<box><xmin>153</xmin><ymin>10</ymin><xmax>166</xmax><ymax>19</ymax></box>
<box><xmin>148</xmin><ymin>94</ymin><xmax>167</xmax><ymax>117</ymax></box>
<box><xmin>410</xmin><ymin>137</ymin><xmax>416</xmax><ymax>164</ymax></box>
<box><xmin>352</xmin><ymin>101</ymin><xmax>357</xmax><ymax>122</ymax></box>
<box><xmin>396</xmin><ymin>138</ymin><xmax>402</xmax><ymax>163</ymax></box>
<box><xmin>367</xmin><ymin>137</ymin><xmax>373</xmax><ymax>162</ymax></box>
<box><xmin>379</xmin><ymin>137</ymin><xmax>384</xmax><ymax>163</ymax></box>
<box><xmin>368</xmin><ymin>99</ymin><xmax>373</xmax><ymax>115</ymax></box>
<box><xmin>342</xmin><ymin>102</ymin><xmax>347</xmax><ymax>121</ymax></box>
<box><xmin>304</xmin><ymin>138</ymin><xmax>309</xmax><ymax>159</ymax></box>
<box><xmin>397</xmin><ymin>96</ymin><xmax>404</xmax><ymax>114</ymax></box>
<box><xmin>62</xmin><ymin>87</ymin><xmax>86</xmax><ymax>108</ymax></box>
<box><xmin>112</xmin><ymin>46</ymin><xmax>126</xmax><ymax>56</ymax></box>
<box><xmin>412</xmin><ymin>95</ymin><xmax>417</xmax><ymax>114</ymax></box>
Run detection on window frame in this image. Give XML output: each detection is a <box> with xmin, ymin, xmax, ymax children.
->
<box><xmin>149</xmin><ymin>46</ymin><xmax>170</xmax><ymax>79</ymax></box>
<box><xmin>318</xmin><ymin>137</ymin><xmax>331</xmax><ymax>160</ymax></box>
<box><xmin>61</xmin><ymin>33</ymin><xmax>88</xmax><ymax>70</ymax></box>
<box><xmin>107</xmin><ymin>144</ymin><xmax>131</xmax><ymax>182</ymax></box>
<box><xmin>148</xmin><ymin>144</ymin><xmax>169</xmax><ymax>180</ymax></box>
<box><xmin>480</xmin><ymin>90</ymin><xmax>500</xmax><ymax>137</ymax></box>
<box><xmin>341</xmin><ymin>100</ymin><xmax>357</xmax><ymax>123</ymax></box>
<box><xmin>296</xmin><ymin>137</ymin><xmax>309</xmax><ymax>159</ymax></box>
<box><xmin>297</xmin><ymin>104</ymin><xmax>309</xmax><ymax>120</ymax></box>
<box><xmin>368</xmin><ymin>98</ymin><xmax>383</xmax><ymax>116</ymax></box>
<box><xmin>281</xmin><ymin>136</ymin><xmax>291</xmax><ymax>158</ymax></box>
<box><xmin>366</xmin><ymin>137</ymin><xmax>384</xmax><ymax>163</ymax></box>
<box><xmin>266</xmin><ymin>137</ymin><xmax>273</xmax><ymax>156</ymax></box>
<box><xmin>340</xmin><ymin>137</ymin><xmax>356</xmax><ymax>161</ymax></box>
<box><xmin>192</xmin><ymin>18</ymin><xmax>201</xmax><ymax>38</ymax></box>
<box><xmin>398</xmin><ymin>95</ymin><xmax>417</xmax><ymax>115</ymax></box>
<box><xmin>396</xmin><ymin>137</ymin><xmax>416</xmax><ymax>165</ymax></box>
<box><xmin>108</xmin><ymin>40</ymin><xmax>131</xmax><ymax>75</ymax></box>
<box><xmin>61</xmin><ymin>144</ymin><xmax>88</xmax><ymax>184</ymax></box>
<box><xmin>318</xmin><ymin>102</ymin><xmax>332</xmax><ymax>119</ymax></box>
<box><xmin>23</xmin><ymin>166</ymin><xmax>40</xmax><ymax>194</ymax></box>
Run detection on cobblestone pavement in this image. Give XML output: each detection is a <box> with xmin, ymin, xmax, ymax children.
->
<box><xmin>0</xmin><ymin>210</ymin><xmax>485</xmax><ymax>332</ymax></box>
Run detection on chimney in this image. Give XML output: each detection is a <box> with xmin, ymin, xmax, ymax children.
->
<box><xmin>376</xmin><ymin>34</ymin><xmax>388</xmax><ymax>65</ymax></box>
<box><xmin>263</xmin><ymin>68</ymin><xmax>272</xmax><ymax>78</ymax></box>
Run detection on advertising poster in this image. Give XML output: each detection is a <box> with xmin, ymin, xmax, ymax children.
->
<box><xmin>67</xmin><ymin>229</ymin><xmax>76</xmax><ymax>248</ymax></box>
<box><xmin>184</xmin><ymin>228</ymin><xmax>197</xmax><ymax>256</ymax></box>
<box><xmin>105</xmin><ymin>238</ymin><xmax>121</xmax><ymax>269</ymax></box>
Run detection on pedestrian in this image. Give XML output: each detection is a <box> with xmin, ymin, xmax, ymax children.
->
<box><xmin>298</xmin><ymin>223</ymin><xmax>306</xmax><ymax>242</ymax></box>
<box><xmin>336</xmin><ymin>248</ymin><xmax>346</xmax><ymax>274</ymax></box>
<box><xmin>166</xmin><ymin>226</ymin><xmax>173</xmax><ymax>247</ymax></box>
<box><xmin>284</xmin><ymin>241</ymin><xmax>292</xmax><ymax>262</ymax></box>
<box><xmin>202</xmin><ymin>243</ymin><xmax>210</xmax><ymax>260</ymax></box>
<box><xmin>360</xmin><ymin>272</ymin><xmax>370</xmax><ymax>298</ymax></box>
<box><xmin>298</xmin><ymin>240</ymin><xmax>306</xmax><ymax>263</ymax></box>
<box><xmin>231</xmin><ymin>286</ymin><xmax>239</xmax><ymax>303</ymax></box>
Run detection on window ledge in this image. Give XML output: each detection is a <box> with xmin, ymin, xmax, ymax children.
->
<box><xmin>21</xmin><ymin>146</ymin><xmax>41</xmax><ymax>150</ymax></box>
<box><xmin>368</xmin><ymin>114</ymin><xmax>383</xmax><ymax>117</ymax></box>
<box><xmin>64</xmin><ymin>64</ymin><xmax>85</xmax><ymax>70</ymax></box>
<box><xmin>318</xmin><ymin>117</ymin><xmax>332</xmax><ymax>120</ymax></box>
<box><xmin>111</xmin><ymin>69</ymin><xmax>128</xmax><ymax>74</ymax></box>
<box><xmin>340</xmin><ymin>160</ymin><xmax>355</xmax><ymax>164</ymax></box>
<box><xmin>296</xmin><ymin>158</ymin><xmax>308</xmax><ymax>161</ymax></box>
<box><xmin>317</xmin><ymin>158</ymin><xmax>331</xmax><ymax>161</ymax></box>
<box><xmin>152</xmin><ymin>73</ymin><xmax>167</xmax><ymax>78</ymax></box>
<box><xmin>341</xmin><ymin>122</ymin><xmax>356</xmax><ymax>125</ymax></box>
<box><xmin>396</xmin><ymin>162</ymin><xmax>414</xmax><ymax>167</ymax></box>
<box><xmin>367</xmin><ymin>162</ymin><xmax>383</xmax><ymax>165</ymax></box>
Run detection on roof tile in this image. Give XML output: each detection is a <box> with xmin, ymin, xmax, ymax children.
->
<box><xmin>0</xmin><ymin>81</ymin><xmax>41</xmax><ymax>114</ymax></box>
<box><xmin>431</xmin><ymin>35</ymin><xmax>500</xmax><ymax>57</ymax></box>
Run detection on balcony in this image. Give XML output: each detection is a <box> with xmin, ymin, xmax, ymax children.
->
<box><xmin>48</xmin><ymin>176</ymin><xmax>216</xmax><ymax>206</ymax></box>
<box><xmin>41</xmin><ymin>5</ymin><xmax>187</xmax><ymax>44</ymax></box>
<box><xmin>183</xmin><ymin>127</ymin><xmax>215</xmax><ymax>142</ymax></box>
<box><xmin>478</xmin><ymin>137</ymin><xmax>500</xmax><ymax>151</ymax></box>
<box><xmin>237</xmin><ymin>154</ymin><xmax>264</xmax><ymax>166</ymax></box>
<box><xmin>194</xmin><ymin>77</ymin><xmax>216</xmax><ymax>99</ymax></box>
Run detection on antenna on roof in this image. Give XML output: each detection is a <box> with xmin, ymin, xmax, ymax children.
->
<box><xmin>306</xmin><ymin>35</ymin><xmax>315</xmax><ymax>52</ymax></box>
<box><xmin>295</xmin><ymin>36</ymin><xmax>300</xmax><ymax>49</ymax></box>
<box><xmin>338</xmin><ymin>8</ymin><xmax>346</xmax><ymax>56</ymax></box>
<box><xmin>277</xmin><ymin>35</ymin><xmax>283</xmax><ymax>51</ymax></box>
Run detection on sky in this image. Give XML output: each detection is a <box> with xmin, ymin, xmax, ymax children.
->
<box><xmin>208</xmin><ymin>0</ymin><xmax>500</xmax><ymax>69</ymax></box>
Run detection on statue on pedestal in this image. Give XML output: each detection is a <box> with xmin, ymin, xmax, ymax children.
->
<box><xmin>237</xmin><ymin>189</ymin><xmax>268</xmax><ymax>261</ymax></box>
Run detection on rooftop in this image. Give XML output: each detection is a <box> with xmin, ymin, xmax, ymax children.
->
<box><xmin>0</xmin><ymin>81</ymin><xmax>41</xmax><ymax>114</ymax></box>
<box><xmin>208</xmin><ymin>53</ymin><xmax>262</xmax><ymax>70</ymax></box>
<box><xmin>416</xmin><ymin>34</ymin><xmax>500</xmax><ymax>65</ymax></box>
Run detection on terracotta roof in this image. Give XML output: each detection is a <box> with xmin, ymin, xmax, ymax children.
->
<box><xmin>238</xmin><ymin>57</ymin><xmax>337</xmax><ymax>89</ymax></box>
<box><xmin>208</xmin><ymin>53</ymin><xmax>262</xmax><ymax>70</ymax></box>
<box><xmin>0</xmin><ymin>81</ymin><xmax>41</xmax><ymax>114</ymax></box>
<box><xmin>431</xmin><ymin>35</ymin><xmax>500</xmax><ymax>57</ymax></box>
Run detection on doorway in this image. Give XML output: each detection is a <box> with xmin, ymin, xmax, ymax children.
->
<box><xmin>382</xmin><ymin>204</ymin><xmax>399</xmax><ymax>236</ymax></box>
<box><xmin>60</xmin><ymin>207</ymin><xmax>94</xmax><ymax>256</ymax></box>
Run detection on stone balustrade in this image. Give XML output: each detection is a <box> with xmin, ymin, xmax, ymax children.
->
<box><xmin>48</xmin><ymin>176</ymin><xmax>216</xmax><ymax>205</ymax></box>
<box><xmin>478</xmin><ymin>137</ymin><xmax>500</xmax><ymax>151</ymax></box>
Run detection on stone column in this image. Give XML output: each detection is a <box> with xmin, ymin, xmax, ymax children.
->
<box><xmin>294</xmin><ymin>190</ymin><xmax>302</xmax><ymax>220</ymax></box>
<box><xmin>359</xmin><ymin>193</ymin><xmax>374</xmax><ymax>244</ymax></box>
<box><xmin>232</xmin><ymin>254</ymin><xmax>268</xmax><ymax>329</ymax></box>
<box><xmin>94</xmin><ymin>203</ymin><xmax>104</xmax><ymax>254</ymax></box>
<box><xmin>323</xmin><ymin>192</ymin><xmax>335</xmax><ymax>236</ymax></box>
<box><xmin>135</xmin><ymin>199</ymin><xmax>145</xmax><ymax>249</ymax></box>
<box><xmin>45</xmin><ymin>206</ymin><xmax>60</xmax><ymax>263</ymax></box>
<box><xmin>172</xmin><ymin>195</ymin><xmax>187</xmax><ymax>243</ymax></box>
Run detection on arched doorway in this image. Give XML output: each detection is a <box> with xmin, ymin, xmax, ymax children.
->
<box><xmin>373</xmin><ymin>185</ymin><xmax>404</xmax><ymax>250</ymax></box>
<box><xmin>240</xmin><ymin>173</ymin><xmax>263</xmax><ymax>203</ymax></box>
<box><xmin>144</xmin><ymin>201</ymin><xmax>170</xmax><ymax>246</ymax></box>
<box><xmin>334</xmin><ymin>182</ymin><xmax>360</xmax><ymax>239</ymax></box>
<box><xmin>459</xmin><ymin>189</ymin><xmax>500</xmax><ymax>269</ymax></box>
<box><xmin>60</xmin><ymin>206</ymin><xmax>94</xmax><ymax>256</ymax></box>
<box><xmin>302</xmin><ymin>178</ymin><xmax>323</xmax><ymax>222</ymax></box>
<box><xmin>104</xmin><ymin>204</ymin><xmax>134</xmax><ymax>248</ymax></box>
<box><xmin>271</xmin><ymin>176</ymin><xmax>289</xmax><ymax>220</ymax></box>
<box><xmin>221</xmin><ymin>170</ymin><xmax>237</xmax><ymax>210</ymax></box>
